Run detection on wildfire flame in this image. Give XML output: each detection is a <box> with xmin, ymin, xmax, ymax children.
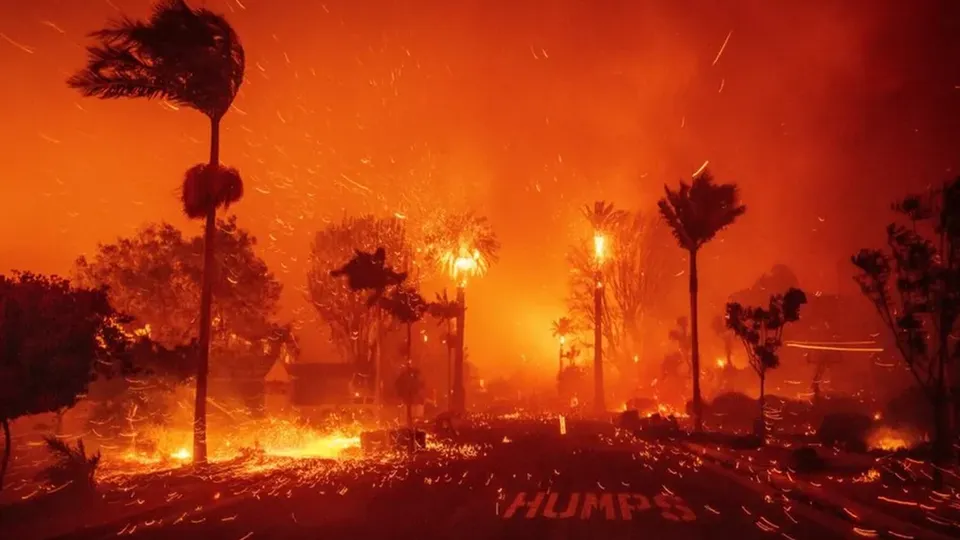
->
<box><xmin>866</xmin><ymin>426</ymin><xmax>922</xmax><ymax>452</ymax></box>
<box><xmin>442</xmin><ymin>246</ymin><xmax>484</xmax><ymax>285</ymax></box>
<box><xmin>593</xmin><ymin>233</ymin><xmax>605</xmax><ymax>262</ymax></box>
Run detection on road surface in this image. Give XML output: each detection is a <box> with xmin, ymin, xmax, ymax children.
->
<box><xmin>47</xmin><ymin>418</ymin><xmax>848</xmax><ymax>540</ymax></box>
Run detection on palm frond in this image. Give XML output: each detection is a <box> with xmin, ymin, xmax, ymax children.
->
<box><xmin>69</xmin><ymin>0</ymin><xmax>245</xmax><ymax>119</ymax></box>
<box><xmin>658</xmin><ymin>169</ymin><xmax>746</xmax><ymax>251</ymax></box>
<box><xmin>180</xmin><ymin>163</ymin><xmax>244</xmax><ymax>219</ymax></box>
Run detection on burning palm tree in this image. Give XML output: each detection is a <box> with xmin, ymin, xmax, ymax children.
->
<box><xmin>659</xmin><ymin>170</ymin><xmax>746</xmax><ymax>432</ymax></box>
<box><xmin>581</xmin><ymin>201</ymin><xmax>626</xmax><ymax>414</ymax></box>
<box><xmin>423</xmin><ymin>212</ymin><xmax>500</xmax><ymax>413</ymax></box>
<box><xmin>68</xmin><ymin>0</ymin><xmax>245</xmax><ymax>464</ymax></box>
<box><xmin>551</xmin><ymin>317</ymin><xmax>575</xmax><ymax>374</ymax></box>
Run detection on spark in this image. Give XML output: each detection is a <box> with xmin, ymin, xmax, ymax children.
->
<box><xmin>40</xmin><ymin>21</ymin><xmax>66</xmax><ymax>34</ymax></box>
<box><xmin>0</xmin><ymin>33</ymin><xmax>35</xmax><ymax>53</ymax></box>
<box><xmin>785</xmin><ymin>343</ymin><xmax>883</xmax><ymax>352</ymax></box>
<box><xmin>712</xmin><ymin>30</ymin><xmax>733</xmax><ymax>66</ymax></box>
<box><xmin>693</xmin><ymin>160</ymin><xmax>710</xmax><ymax>177</ymax></box>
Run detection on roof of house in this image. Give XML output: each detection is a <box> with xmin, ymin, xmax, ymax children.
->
<box><xmin>285</xmin><ymin>361</ymin><xmax>359</xmax><ymax>380</ymax></box>
<box><xmin>264</xmin><ymin>359</ymin><xmax>292</xmax><ymax>383</ymax></box>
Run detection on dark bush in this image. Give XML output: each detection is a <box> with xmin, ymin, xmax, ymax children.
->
<box><xmin>791</xmin><ymin>446</ymin><xmax>825</xmax><ymax>473</ymax></box>
<box><xmin>628</xmin><ymin>414</ymin><xmax>680</xmax><ymax>438</ymax></box>
<box><xmin>817</xmin><ymin>412</ymin><xmax>873</xmax><ymax>452</ymax></box>
<box><xmin>616</xmin><ymin>409</ymin><xmax>641</xmax><ymax>430</ymax></box>
<box><xmin>730</xmin><ymin>434</ymin><xmax>763</xmax><ymax>449</ymax></box>
<box><xmin>37</xmin><ymin>437</ymin><xmax>100</xmax><ymax>493</ymax></box>
<box><xmin>883</xmin><ymin>387</ymin><xmax>933</xmax><ymax>434</ymax></box>
<box><xmin>817</xmin><ymin>395</ymin><xmax>870</xmax><ymax>417</ymax></box>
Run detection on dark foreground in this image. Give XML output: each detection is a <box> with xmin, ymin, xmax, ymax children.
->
<box><xmin>10</xmin><ymin>419</ymin><xmax>856</xmax><ymax>540</ymax></box>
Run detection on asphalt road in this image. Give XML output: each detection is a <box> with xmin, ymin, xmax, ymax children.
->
<box><xmin>46</xmin><ymin>419</ymin><xmax>848</xmax><ymax>540</ymax></box>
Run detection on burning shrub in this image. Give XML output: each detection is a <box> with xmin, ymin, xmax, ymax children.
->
<box><xmin>38</xmin><ymin>437</ymin><xmax>101</xmax><ymax>493</ymax></box>
<box><xmin>817</xmin><ymin>412</ymin><xmax>873</xmax><ymax>452</ymax></box>
<box><xmin>866</xmin><ymin>425</ymin><xmax>925</xmax><ymax>452</ymax></box>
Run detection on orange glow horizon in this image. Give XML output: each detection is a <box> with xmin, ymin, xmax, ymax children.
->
<box><xmin>0</xmin><ymin>0</ymin><xmax>953</xmax><ymax>384</ymax></box>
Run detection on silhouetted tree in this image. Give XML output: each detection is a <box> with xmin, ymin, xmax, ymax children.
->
<box><xmin>0</xmin><ymin>272</ymin><xmax>132</xmax><ymax>490</ymax></box>
<box><xmin>659</xmin><ymin>169</ymin><xmax>747</xmax><ymax>432</ymax></box>
<box><xmin>428</xmin><ymin>290</ymin><xmax>460</xmax><ymax>406</ymax></box>
<box><xmin>567</xmin><ymin>210</ymin><xmax>676</xmax><ymax>376</ymax></box>
<box><xmin>380</xmin><ymin>285</ymin><xmax>428</xmax><ymax>364</ymax></box>
<box><xmin>330</xmin><ymin>244</ymin><xmax>409</xmax><ymax>407</ymax></box>
<box><xmin>852</xmin><ymin>179</ymin><xmax>960</xmax><ymax>485</ymax></box>
<box><xmin>69</xmin><ymin>0</ymin><xmax>246</xmax><ymax>465</ymax></box>
<box><xmin>308</xmin><ymin>216</ymin><xmax>411</xmax><ymax>368</ymax></box>
<box><xmin>726</xmin><ymin>288</ymin><xmax>807</xmax><ymax>440</ymax></box>
<box><xmin>395</xmin><ymin>365</ymin><xmax>425</xmax><ymax>452</ymax></box>
<box><xmin>76</xmin><ymin>219</ymin><xmax>282</xmax><ymax>348</ymax></box>
<box><xmin>730</xmin><ymin>265</ymin><xmax>801</xmax><ymax>307</ymax></box>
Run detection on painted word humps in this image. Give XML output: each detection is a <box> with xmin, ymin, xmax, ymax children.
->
<box><xmin>501</xmin><ymin>492</ymin><xmax>697</xmax><ymax>522</ymax></box>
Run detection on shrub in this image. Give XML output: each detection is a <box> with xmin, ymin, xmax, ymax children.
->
<box><xmin>792</xmin><ymin>446</ymin><xmax>825</xmax><ymax>472</ymax></box>
<box><xmin>730</xmin><ymin>434</ymin><xmax>764</xmax><ymax>449</ymax></box>
<box><xmin>38</xmin><ymin>437</ymin><xmax>100</xmax><ymax>493</ymax></box>
<box><xmin>883</xmin><ymin>387</ymin><xmax>933</xmax><ymax>434</ymax></box>
<box><xmin>817</xmin><ymin>412</ymin><xmax>873</xmax><ymax>452</ymax></box>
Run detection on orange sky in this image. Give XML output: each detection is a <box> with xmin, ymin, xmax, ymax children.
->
<box><xmin>1</xmin><ymin>0</ymin><xmax>958</xmax><ymax>375</ymax></box>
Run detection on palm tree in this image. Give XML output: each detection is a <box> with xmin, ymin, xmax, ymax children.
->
<box><xmin>428</xmin><ymin>290</ymin><xmax>460</xmax><ymax>408</ymax></box>
<box><xmin>659</xmin><ymin>170</ymin><xmax>746</xmax><ymax>432</ymax></box>
<box><xmin>582</xmin><ymin>201</ymin><xmax>628</xmax><ymax>234</ymax></box>
<box><xmin>422</xmin><ymin>212</ymin><xmax>500</xmax><ymax>413</ymax></box>
<box><xmin>331</xmin><ymin>247</ymin><xmax>408</xmax><ymax>409</ymax></box>
<box><xmin>380</xmin><ymin>285</ymin><xmax>429</xmax><ymax>364</ymax></box>
<box><xmin>551</xmin><ymin>317</ymin><xmax>575</xmax><ymax>374</ymax></box>
<box><xmin>68</xmin><ymin>0</ymin><xmax>245</xmax><ymax>465</ymax></box>
<box><xmin>581</xmin><ymin>201</ymin><xmax>626</xmax><ymax>414</ymax></box>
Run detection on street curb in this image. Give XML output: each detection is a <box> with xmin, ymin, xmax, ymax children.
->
<box><xmin>683</xmin><ymin>442</ymin><xmax>957</xmax><ymax>540</ymax></box>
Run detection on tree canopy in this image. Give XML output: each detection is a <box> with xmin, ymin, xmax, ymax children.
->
<box><xmin>67</xmin><ymin>0</ymin><xmax>245</xmax><ymax>121</ymax></box>
<box><xmin>308</xmin><ymin>216</ymin><xmax>411</xmax><ymax>365</ymax></box>
<box><xmin>658</xmin><ymin>170</ymin><xmax>746</xmax><ymax>252</ymax></box>
<box><xmin>0</xmin><ymin>272</ymin><xmax>133</xmax><ymax>421</ymax></box>
<box><xmin>567</xmin><ymin>209</ymin><xmax>677</xmax><ymax>370</ymax></box>
<box><xmin>75</xmin><ymin>216</ymin><xmax>282</xmax><ymax>347</ymax></box>
<box><xmin>725</xmin><ymin>288</ymin><xmax>807</xmax><ymax>376</ymax></box>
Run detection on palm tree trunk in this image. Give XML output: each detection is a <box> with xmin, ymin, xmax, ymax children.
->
<box><xmin>453</xmin><ymin>286</ymin><xmax>466</xmax><ymax>414</ymax></box>
<box><xmin>407</xmin><ymin>322</ymin><xmax>413</xmax><ymax>364</ymax></box>
<box><xmin>594</xmin><ymin>268</ymin><xmax>605</xmax><ymax>414</ymax></box>
<box><xmin>558</xmin><ymin>344</ymin><xmax>564</xmax><ymax>376</ymax></box>
<box><xmin>193</xmin><ymin>116</ymin><xmax>221</xmax><ymax>465</ymax></box>
<box><xmin>446</xmin><ymin>320</ymin><xmax>453</xmax><ymax>410</ymax></box>
<box><xmin>0</xmin><ymin>418</ymin><xmax>10</xmax><ymax>490</ymax></box>
<box><xmin>689</xmin><ymin>249</ymin><xmax>703</xmax><ymax>432</ymax></box>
